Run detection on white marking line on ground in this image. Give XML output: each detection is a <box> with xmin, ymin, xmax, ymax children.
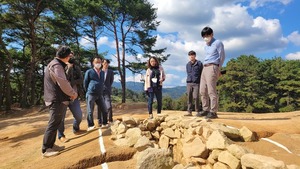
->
<box><xmin>101</xmin><ymin>163</ymin><xmax>108</xmax><ymax>169</ymax></box>
<box><xmin>227</xmin><ymin>125</ymin><xmax>238</xmax><ymax>129</ymax></box>
<box><xmin>98</xmin><ymin>129</ymin><xmax>108</xmax><ymax>168</ymax></box>
<box><xmin>98</xmin><ymin>129</ymin><xmax>106</xmax><ymax>154</ymax></box>
<box><xmin>261</xmin><ymin>138</ymin><xmax>293</xmax><ymax>154</ymax></box>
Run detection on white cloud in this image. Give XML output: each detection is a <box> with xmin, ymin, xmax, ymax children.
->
<box><xmin>94</xmin><ymin>0</ymin><xmax>297</xmax><ymax>88</ymax></box>
<box><xmin>163</xmin><ymin>73</ymin><xmax>184</xmax><ymax>88</ymax></box>
<box><xmin>288</xmin><ymin>31</ymin><xmax>300</xmax><ymax>46</ymax></box>
<box><xmin>79</xmin><ymin>36</ymin><xmax>93</xmax><ymax>48</ymax></box>
<box><xmin>148</xmin><ymin>1</ymin><xmax>289</xmax><ymax>62</ymax></box>
<box><xmin>285</xmin><ymin>52</ymin><xmax>300</xmax><ymax>60</ymax></box>
<box><xmin>249</xmin><ymin>0</ymin><xmax>292</xmax><ymax>9</ymax></box>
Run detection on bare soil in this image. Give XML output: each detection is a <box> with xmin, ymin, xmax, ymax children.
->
<box><xmin>0</xmin><ymin>102</ymin><xmax>299</xmax><ymax>169</ymax></box>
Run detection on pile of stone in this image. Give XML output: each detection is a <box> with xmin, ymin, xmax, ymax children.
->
<box><xmin>110</xmin><ymin>115</ymin><xmax>300</xmax><ymax>169</ymax></box>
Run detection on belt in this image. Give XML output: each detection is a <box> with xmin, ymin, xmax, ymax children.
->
<box><xmin>204</xmin><ymin>63</ymin><xmax>219</xmax><ymax>67</ymax></box>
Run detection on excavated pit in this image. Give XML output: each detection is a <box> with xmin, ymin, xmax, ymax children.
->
<box><xmin>65</xmin><ymin>147</ymin><xmax>136</xmax><ymax>169</ymax></box>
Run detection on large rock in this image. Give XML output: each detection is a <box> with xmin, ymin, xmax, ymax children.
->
<box><xmin>136</xmin><ymin>148</ymin><xmax>174</xmax><ymax>169</ymax></box>
<box><xmin>134</xmin><ymin>136</ymin><xmax>153</xmax><ymax>152</ymax></box>
<box><xmin>239</xmin><ymin>126</ymin><xmax>255</xmax><ymax>142</ymax></box>
<box><xmin>207</xmin><ymin>149</ymin><xmax>222</xmax><ymax>164</ymax></box>
<box><xmin>218</xmin><ymin>150</ymin><xmax>241</xmax><ymax>169</ymax></box>
<box><xmin>206</xmin><ymin>130</ymin><xmax>231</xmax><ymax>150</ymax></box>
<box><xmin>122</xmin><ymin>116</ymin><xmax>137</xmax><ymax>125</ymax></box>
<box><xmin>125</xmin><ymin>127</ymin><xmax>142</xmax><ymax>147</ymax></box>
<box><xmin>182</xmin><ymin>136</ymin><xmax>208</xmax><ymax>159</ymax></box>
<box><xmin>241</xmin><ymin>153</ymin><xmax>286</xmax><ymax>169</ymax></box>
<box><xmin>210</xmin><ymin>123</ymin><xmax>241</xmax><ymax>140</ymax></box>
<box><xmin>213</xmin><ymin>162</ymin><xmax>230</xmax><ymax>169</ymax></box>
<box><xmin>159</xmin><ymin>134</ymin><xmax>170</xmax><ymax>149</ymax></box>
<box><xmin>163</xmin><ymin>128</ymin><xmax>177</xmax><ymax>139</ymax></box>
<box><xmin>227</xmin><ymin>144</ymin><xmax>249</xmax><ymax>159</ymax></box>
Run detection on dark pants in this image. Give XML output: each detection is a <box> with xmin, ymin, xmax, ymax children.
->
<box><xmin>147</xmin><ymin>88</ymin><xmax>162</xmax><ymax>114</ymax></box>
<box><xmin>42</xmin><ymin>102</ymin><xmax>67</xmax><ymax>153</ymax></box>
<box><xmin>86</xmin><ymin>94</ymin><xmax>107</xmax><ymax>127</ymax></box>
<box><xmin>187</xmin><ymin>83</ymin><xmax>200</xmax><ymax>113</ymax></box>
<box><xmin>103</xmin><ymin>93</ymin><xmax>113</xmax><ymax>122</ymax></box>
<box><xmin>57</xmin><ymin>98</ymin><xmax>82</xmax><ymax>138</ymax></box>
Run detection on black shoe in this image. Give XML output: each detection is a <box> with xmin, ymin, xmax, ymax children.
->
<box><xmin>184</xmin><ymin>112</ymin><xmax>192</xmax><ymax>116</ymax></box>
<box><xmin>196</xmin><ymin>111</ymin><xmax>209</xmax><ymax>117</ymax></box>
<box><xmin>205</xmin><ymin>112</ymin><xmax>218</xmax><ymax>119</ymax></box>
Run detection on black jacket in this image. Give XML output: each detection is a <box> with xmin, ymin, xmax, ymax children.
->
<box><xmin>186</xmin><ymin>60</ymin><xmax>203</xmax><ymax>84</ymax></box>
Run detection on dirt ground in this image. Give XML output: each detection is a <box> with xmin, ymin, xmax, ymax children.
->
<box><xmin>0</xmin><ymin>102</ymin><xmax>300</xmax><ymax>169</ymax></box>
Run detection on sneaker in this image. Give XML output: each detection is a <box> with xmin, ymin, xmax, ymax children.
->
<box><xmin>59</xmin><ymin>136</ymin><xmax>69</xmax><ymax>143</ymax></box>
<box><xmin>184</xmin><ymin>112</ymin><xmax>192</xmax><ymax>116</ymax></box>
<box><xmin>42</xmin><ymin>148</ymin><xmax>59</xmax><ymax>158</ymax></box>
<box><xmin>101</xmin><ymin>124</ymin><xmax>109</xmax><ymax>129</ymax></box>
<box><xmin>87</xmin><ymin>126</ymin><xmax>95</xmax><ymax>132</ymax></box>
<box><xmin>148</xmin><ymin>114</ymin><xmax>153</xmax><ymax>119</ymax></box>
<box><xmin>196</xmin><ymin>111</ymin><xmax>209</xmax><ymax>117</ymax></box>
<box><xmin>52</xmin><ymin>144</ymin><xmax>65</xmax><ymax>152</ymax></box>
<box><xmin>205</xmin><ymin>112</ymin><xmax>218</xmax><ymax>119</ymax></box>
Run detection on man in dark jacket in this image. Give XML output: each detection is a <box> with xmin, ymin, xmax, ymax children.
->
<box><xmin>185</xmin><ymin>50</ymin><xmax>203</xmax><ymax>116</ymax></box>
<box><xmin>101</xmin><ymin>59</ymin><xmax>114</xmax><ymax>123</ymax></box>
<box><xmin>42</xmin><ymin>46</ymin><xmax>78</xmax><ymax>157</ymax></box>
<box><xmin>84</xmin><ymin>56</ymin><xmax>108</xmax><ymax>131</ymax></box>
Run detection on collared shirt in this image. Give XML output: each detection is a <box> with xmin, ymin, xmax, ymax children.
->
<box><xmin>203</xmin><ymin>38</ymin><xmax>225</xmax><ymax>67</ymax></box>
<box><xmin>102</xmin><ymin>68</ymin><xmax>108</xmax><ymax>81</ymax></box>
<box><xmin>94</xmin><ymin>67</ymin><xmax>101</xmax><ymax>78</ymax></box>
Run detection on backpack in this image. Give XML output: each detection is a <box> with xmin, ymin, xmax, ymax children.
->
<box><xmin>150</xmin><ymin>68</ymin><xmax>161</xmax><ymax>88</ymax></box>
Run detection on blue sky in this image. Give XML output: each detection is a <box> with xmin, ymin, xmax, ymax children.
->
<box><xmin>80</xmin><ymin>0</ymin><xmax>300</xmax><ymax>88</ymax></box>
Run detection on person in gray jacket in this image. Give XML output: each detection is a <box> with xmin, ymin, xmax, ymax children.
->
<box><xmin>42</xmin><ymin>46</ymin><xmax>77</xmax><ymax>157</ymax></box>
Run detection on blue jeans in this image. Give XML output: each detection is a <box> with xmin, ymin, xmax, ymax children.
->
<box><xmin>57</xmin><ymin>99</ymin><xmax>82</xmax><ymax>138</ymax></box>
<box><xmin>42</xmin><ymin>102</ymin><xmax>67</xmax><ymax>153</ymax></box>
<box><xmin>86</xmin><ymin>94</ymin><xmax>107</xmax><ymax>127</ymax></box>
<box><xmin>147</xmin><ymin>88</ymin><xmax>162</xmax><ymax>114</ymax></box>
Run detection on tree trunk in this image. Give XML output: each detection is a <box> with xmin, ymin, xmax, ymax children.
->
<box><xmin>121</xmin><ymin>37</ymin><xmax>126</xmax><ymax>103</ymax></box>
<box><xmin>0</xmin><ymin>32</ymin><xmax>13</xmax><ymax>111</ymax></box>
<box><xmin>0</xmin><ymin>59</ymin><xmax>3</xmax><ymax>108</ymax></box>
<box><xmin>113</xmin><ymin>23</ymin><xmax>126</xmax><ymax>103</ymax></box>
<box><xmin>29</xmin><ymin>22</ymin><xmax>37</xmax><ymax>106</ymax></box>
<box><xmin>91</xmin><ymin>18</ymin><xmax>98</xmax><ymax>56</ymax></box>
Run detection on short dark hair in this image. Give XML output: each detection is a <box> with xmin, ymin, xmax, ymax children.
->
<box><xmin>56</xmin><ymin>45</ymin><xmax>71</xmax><ymax>58</ymax></box>
<box><xmin>188</xmin><ymin>50</ymin><xmax>196</xmax><ymax>56</ymax></box>
<box><xmin>103</xmin><ymin>59</ymin><xmax>110</xmax><ymax>64</ymax></box>
<box><xmin>201</xmin><ymin>27</ymin><xmax>213</xmax><ymax>37</ymax></box>
<box><xmin>91</xmin><ymin>56</ymin><xmax>102</xmax><ymax>62</ymax></box>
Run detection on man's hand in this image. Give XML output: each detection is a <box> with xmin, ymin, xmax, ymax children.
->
<box><xmin>70</xmin><ymin>93</ymin><xmax>78</xmax><ymax>100</ymax></box>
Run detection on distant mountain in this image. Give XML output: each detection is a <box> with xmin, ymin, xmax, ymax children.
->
<box><xmin>163</xmin><ymin>86</ymin><xmax>186</xmax><ymax>99</ymax></box>
<box><xmin>112</xmin><ymin>82</ymin><xmax>186</xmax><ymax>99</ymax></box>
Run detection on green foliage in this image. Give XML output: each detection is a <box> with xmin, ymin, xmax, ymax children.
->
<box><xmin>111</xmin><ymin>87</ymin><xmax>147</xmax><ymax>103</ymax></box>
<box><xmin>162</xmin><ymin>95</ymin><xmax>174</xmax><ymax>110</ymax></box>
<box><xmin>218</xmin><ymin>55</ymin><xmax>300</xmax><ymax>113</ymax></box>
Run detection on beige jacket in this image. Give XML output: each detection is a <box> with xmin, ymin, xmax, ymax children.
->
<box><xmin>144</xmin><ymin>66</ymin><xmax>166</xmax><ymax>91</ymax></box>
